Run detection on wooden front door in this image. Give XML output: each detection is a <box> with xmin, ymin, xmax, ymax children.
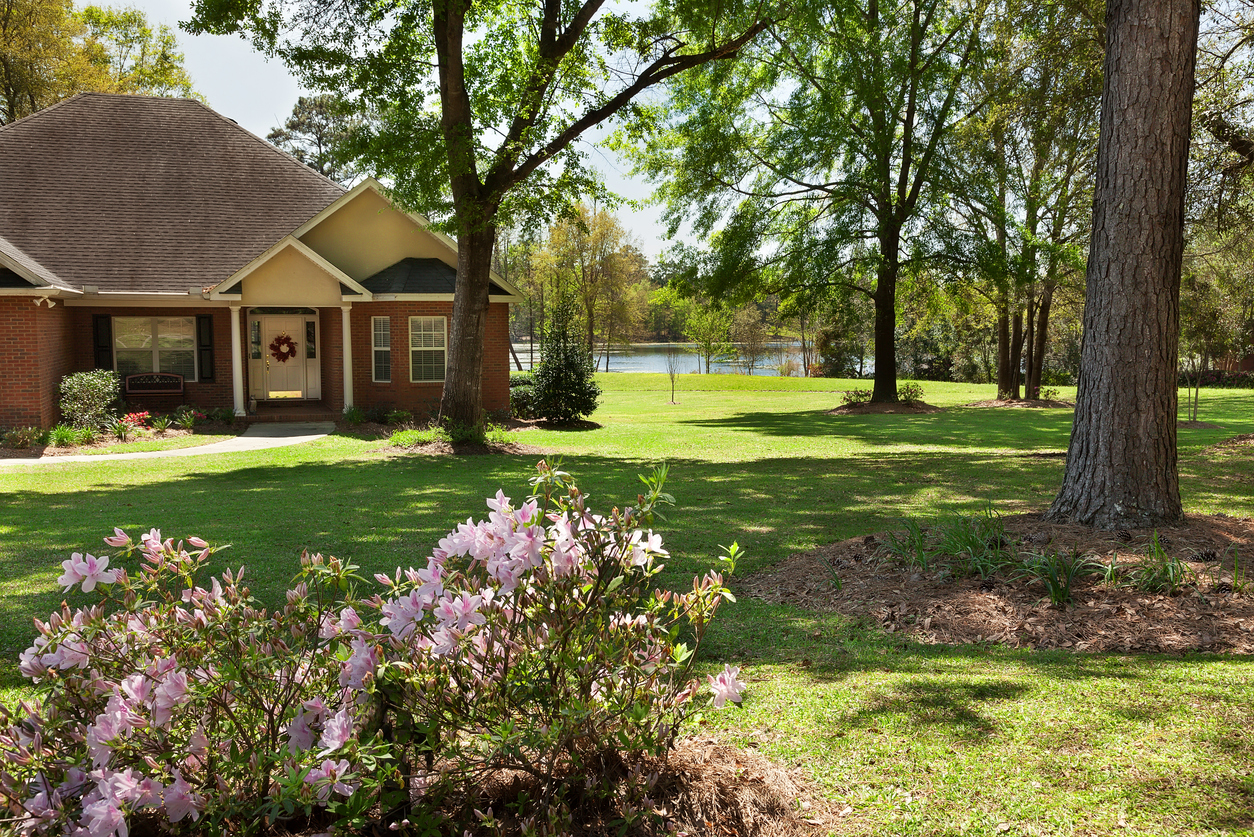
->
<box><xmin>263</xmin><ymin>316</ymin><xmax>306</xmax><ymax>399</ymax></box>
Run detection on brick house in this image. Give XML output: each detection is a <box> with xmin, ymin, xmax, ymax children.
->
<box><xmin>0</xmin><ymin>93</ymin><xmax>519</xmax><ymax>429</ymax></box>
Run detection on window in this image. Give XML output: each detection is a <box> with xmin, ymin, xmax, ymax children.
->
<box><xmin>409</xmin><ymin>316</ymin><xmax>446</xmax><ymax>382</ymax></box>
<box><xmin>372</xmin><ymin>317</ymin><xmax>391</xmax><ymax>383</ymax></box>
<box><xmin>114</xmin><ymin>317</ymin><xmax>196</xmax><ymax>380</ymax></box>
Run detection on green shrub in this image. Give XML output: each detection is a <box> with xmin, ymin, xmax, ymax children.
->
<box><xmin>509</xmin><ymin>372</ymin><xmax>534</xmax><ymax>388</ymax></box>
<box><xmin>897</xmin><ymin>381</ymin><xmax>925</xmax><ymax>404</ymax></box>
<box><xmin>362</xmin><ymin>405</ymin><xmax>390</xmax><ymax>424</ymax></box>
<box><xmin>58</xmin><ymin>369</ymin><xmax>120</xmax><ymax>428</ymax></box>
<box><xmin>150</xmin><ymin>415</ymin><xmax>173</xmax><ymax>433</ymax></box>
<box><xmin>1134</xmin><ymin>533</ymin><xmax>1192</xmax><ymax>594</ymax></box>
<box><xmin>108</xmin><ymin>417</ymin><xmax>132</xmax><ymax>442</ymax></box>
<box><xmin>510</xmin><ymin>383</ymin><xmax>538</xmax><ymax>419</ymax></box>
<box><xmin>342</xmin><ymin>405</ymin><xmax>365</xmax><ymax>425</ymax></box>
<box><xmin>841</xmin><ymin>389</ymin><xmax>873</xmax><ymax>407</ymax></box>
<box><xmin>2</xmin><ymin>426</ymin><xmax>47</xmax><ymax>448</ymax></box>
<box><xmin>531</xmin><ymin>292</ymin><xmax>601</xmax><ymax>423</ymax></box>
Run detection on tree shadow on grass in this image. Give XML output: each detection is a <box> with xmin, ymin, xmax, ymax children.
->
<box><xmin>680</xmin><ymin>406</ymin><xmax>1078</xmax><ymax>452</ymax></box>
<box><xmin>1</xmin><ymin>448</ymin><xmax>1252</xmax><ymax>695</ymax></box>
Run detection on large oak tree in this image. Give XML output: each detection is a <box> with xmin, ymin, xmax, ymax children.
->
<box><xmin>1046</xmin><ymin>0</ymin><xmax>1200</xmax><ymax>528</ymax></box>
<box><xmin>188</xmin><ymin>0</ymin><xmax>776</xmax><ymax>427</ymax></box>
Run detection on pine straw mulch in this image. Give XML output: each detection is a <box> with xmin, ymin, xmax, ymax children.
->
<box><xmin>740</xmin><ymin>513</ymin><xmax>1254</xmax><ymax>654</ymax></box>
<box><xmin>455</xmin><ymin>739</ymin><xmax>823</xmax><ymax>837</ymax></box>
<box><xmin>962</xmin><ymin>398</ymin><xmax>1074</xmax><ymax>409</ymax></box>
<box><xmin>826</xmin><ymin>401</ymin><xmax>943</xmax><ymax>416</ymax></box>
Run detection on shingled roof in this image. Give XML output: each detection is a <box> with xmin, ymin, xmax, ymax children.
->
<box><xmin>0</xmin><ymin>93</ymin><xmax>346</xmax><ymax>293</ymax></box>
<box><xmin>362</xmin><ymin>257</ymin><xmax>510</xmax><ymax>296</ymax></box>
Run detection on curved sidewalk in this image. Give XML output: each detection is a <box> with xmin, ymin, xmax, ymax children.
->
<box><xmin>0</xmin><ymin>422</ymin><xmax>336</xmax><ymax>466</ymax></box>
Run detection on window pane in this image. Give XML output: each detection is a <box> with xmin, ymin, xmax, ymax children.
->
<box><xmin>250</xmin><ymin>321</ymin><xmax>262</xmax><ymax>359</ymax></box>
<box><xmin>113</xmin><ymin>318</ymin><xmax>152</xmax><ymax>350</ymax></box>
<box><xmin>156</xmin><ymin>317</ymin><xmax>195</xmax><ymax>348</ymax></box>
<box><xmin>411</xmin><ymin>349</ymin><xmax>444</xmax><ymax>381</ymax></box>
<box><xmin>374</xmin><ymin>349</ymin><xmax>391</xmax><ymax>382</ymax></box>
<box><xmin>410</xmin><ymin>317</ymin><xmax>444</xmax><ymax>349</ymax></box>
<box><xmin>373</xmin><ymin>318</ymin><xmax>391</xmax><ymax>349</ymax></box>
<box><xmin>160</xmin><ymin>350</ymin><xmax>196</xmax><ymax>379</ymax></box>
<box><xmin>116</xmin><ymin>350</ymin><xmax>153</xmax><ymax>377</ymax></box>
<box><xmin>306</xmin><ymin>321</ymin><xmax>317</xmax><ymax>359</ymax></box>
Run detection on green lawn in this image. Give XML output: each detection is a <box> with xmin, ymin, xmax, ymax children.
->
<box><xmin>2</xmin><ymin>375</ymin><xmax>1252</xmax><ymax>835</ymax></box>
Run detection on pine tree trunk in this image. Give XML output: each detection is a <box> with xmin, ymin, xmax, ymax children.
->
<box><xmin>439</xmin><ymin>223</ymin><xmax>496</xmax><ymax>428</ymax></box>
<box><xmin>1028</xmin><ymin>282</ymin><xmax>1055</xmax><ymax>399</ymax></box>
<box><xmin>1046</xmin><ymin>0</ymin><xmax>1198</xmax><ymax>528</ymax></box>
<box><xmin>1009</xmin><ymin>311</ymin><xmax>1024</xmax><ymax>399</ymax></box>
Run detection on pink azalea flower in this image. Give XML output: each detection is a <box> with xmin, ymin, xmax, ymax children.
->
<box><xmin>186</xmin><ymin>536</ymin><xmax>208</xmax><ymax>548</ymax></box>
<box><xmin>339</xmin><ymin>637</ymin><xmax>380</xmax><ymax>689</ymax></box>
<box><xmin>57</xmin><ymin>553</ymin><xmax>118</xmax><ymax>593</ymax></box>
<box><xmin>151</xmin><ymin>670</ymin><xmax>188</xmax><ymax>727</ymax></box>
<box><xmin>163</xmin><ymin>771</ymin><xmax>202</xmax><ymax>823</ymax></box>
<box><xmin>305</xmin><ymin>759</ymin><xmax>358</xmax><ymax>801</ymax></box>
<box><xmin>486</xmin><ymin>489</ymin><xmax>511</xmax><ymax>513</ymax></box>
<box><xmin>707</xmin><ymin>664</ymin><xmax>746</xmax><ymax>709</ymax></box>
<box><xmin>318</xmin><ymin>707</ymin><xmax>353</xmax><ymax>753</ymax></box>
<box><xmin>81</xmin><ymin>797</ymin><xmax>127</xmax><ymax>837</ymax></box>
<box><xmin>102</xmin><ymin>528</ymin><xmax>130</xmax><ymax>548</ymax></box>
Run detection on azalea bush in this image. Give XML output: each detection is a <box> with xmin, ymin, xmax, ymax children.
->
<box><xmin>0</xmin><ymin>463</ymin><xmax>745</xmax><ymax>836</ymax></box>
<box><xmin>0</xmin><ymin>531</ymin><xmax>390</xmax><ymax>836</ymax></box>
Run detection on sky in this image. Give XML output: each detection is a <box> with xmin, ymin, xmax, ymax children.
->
<box><xmin>128</xmin><ymin>0</ymin><xmax>678</xmax><ymax>259</ymax></box>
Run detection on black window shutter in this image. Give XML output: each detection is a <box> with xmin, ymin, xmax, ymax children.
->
<box><xmin>92</xmin><ymin>316</ymin><xmax>113</xmax><ymax>370</ymax></box>
<box><xmin>197</xmin><ymin>315</ymin><xmax>215</xmax><ymax>381</ymax></box>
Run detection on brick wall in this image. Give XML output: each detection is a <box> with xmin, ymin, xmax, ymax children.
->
<box><xmin>348</xmin><ymin>301</ymin><xmax>512</xmax><ymax>419</ymax></box>
<box><xmin>0</xmin><ymin>298</ymin><xmax>71</xmax><ymax>428</ymax></box>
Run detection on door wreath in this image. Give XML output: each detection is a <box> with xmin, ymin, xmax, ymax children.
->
<box><xmin>269</xmin><ymin>332</ymin><xmax>298</xmax><ymax>363</ymax></box>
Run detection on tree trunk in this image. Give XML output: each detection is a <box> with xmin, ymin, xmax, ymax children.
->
<box><xmin>439</xmin><ymin>223</ymin><xmax>497</xmax><ymax>428</ymax></box>
<box><xmin>996</xmin><ymin>305</ymin><xmax>1011</xmax><ymax>399</ymax></box>
<box><xmin>1009</xmin><ymin>311</ymin><xmax>1024</xmax><ymax>399</ymax></box>
<box><xmin>1046</xmin><ymin>0</ymin><xmax>1198</xmax><ymax>528</ymax></box>
<box><xmin>870</xmin><ymin>231</ymin><xmax>900</xmax><ymax>403</ymax></box>
<box><xmin>1028</xmin><ymin>282</ymin><xmax>1055</xmax><ymax>398</ymax></box>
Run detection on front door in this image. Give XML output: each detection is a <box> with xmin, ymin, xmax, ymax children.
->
<box><xmin>263</xmin><ymin>316</ymin><xmax>306</xmax><ymax>399</ymax></box>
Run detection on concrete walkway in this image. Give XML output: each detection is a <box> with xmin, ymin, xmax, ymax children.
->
<box><xmin>0</xmin><ymin>422</ymin><xmax>336</xmax><ymax>466</ymax></box>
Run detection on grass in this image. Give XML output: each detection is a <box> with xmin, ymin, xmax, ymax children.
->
<box><xmin>2</xmin><ymin>375</ymin><xmax>1252</xmax><ymax>835</ymax></box>
<box><xmin>90</xmin><ymin>432</ymin><xmax>238</xmax><ymax>455</ymax></box>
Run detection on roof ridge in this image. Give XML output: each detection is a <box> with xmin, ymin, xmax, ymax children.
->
<box><xmin>0</xmin><ymin>92</ymin><xmax>89</xmax><ymax>135</ymax></box>
<box><xmin>185</xmin><ymin>97</ymin><xmax>350</xmax><ymax>198</ymax></box>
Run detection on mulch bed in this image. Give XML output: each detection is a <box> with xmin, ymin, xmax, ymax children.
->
<box><xmin>0</xmin><ymin>425</ymin><xmax>239</xmax><ymax>459</ymax></box>
<box><xmin>963</xmin><ymin>398</ymin><xmax>1074</xmax><ymax>409</ymax></box>
<box><xmin>740</xmin><ymin>513</ymin><xmax>1254</xmax><ymax>654</ymax></box>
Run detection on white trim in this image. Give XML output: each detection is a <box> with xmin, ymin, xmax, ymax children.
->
<box><xmin>65</xmin><ymin>295</ymin><xmax>221</xmax><ymax>307</ymax></box>
<box><xmin>341</xmin><ymin>306</ymin><xmax>354</xmax><ymax>409</ymax></box>
<box><xmin>208</xmin><ymin>236</ymin><xmax>373</xmax><ymax>300</ymax></box>
<box><xmin>371</xmin><ymin>316</ymin><xmax>392</xmax><ymax>383</ymax></box>
<box><xmin>230</xmin><ymin>306</ymin><xmax>245</xmax><ymax>416</ymax></box>
<box><xmin>408</xmin><ymin>315</ymin><xmax>447</xmax><ymax>383</ymax></box>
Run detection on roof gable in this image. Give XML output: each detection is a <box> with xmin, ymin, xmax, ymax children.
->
<box><xmin>363</xmin><ymin>257</ymin><xmax>511</xmax><ymax>297</ymax></box>
<box><xmin>0</xmin><ymin>93</ymin><xmax>346</xmax><ymax>294</ymax></box>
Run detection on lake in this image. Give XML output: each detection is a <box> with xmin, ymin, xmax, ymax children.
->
<box><xmin>509</xmin><ymin>342</ymin><xmax>807</xmax><ymax>376</ymax></box>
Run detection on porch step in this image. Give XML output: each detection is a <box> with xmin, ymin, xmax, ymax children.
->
<box><xmin>242</xmin><ymin>411</ymin><xmax>342</xmax><ymax>423</ymax></box>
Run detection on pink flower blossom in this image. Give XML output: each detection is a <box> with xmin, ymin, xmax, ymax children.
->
<box><xmin>707</xmin><ymin>664</ymin><xmax>745</xmax><ymax>709</ymax></box>
<box><xmin>305</xmin><ymin>759</ymin><xmax>358</xmax><ymax>800</ymax></box>
<box><xmin>103</xmin><ymin>528</ymin><xmax>130</xmax><ymax>548</ymax></box>
<box><xmin>163</xmin><ymin>771</ymin><xmax>202</xmax><ymax>822</ymax></box>
<box><xmin>56</xmin><ymin>553</ymin><xmax>118</xmax><ymax>593</ymax></box>
<box><xmin>339</xmin><ymin>637</ymin><xmax>380</xmax><ymax>689</ymax></box>
<box><xmin>434</xmin><ymin>592</ymin><xmax>485</xmax><ymax>631</ymax></box>
<box><xmin>81</xmin><ymin>797</ymin><xmax>127</xmax><ymax>837</ymax></box>
<box><xmin>151</xmin><ymin>670</ymin><xmax>188</xmax><ymax>727</ymax></box>
<box><xmin>318</xmin><ymin>707</ymin><xmax>353</xmax><ymax>752</ymax></box>
<box><xmin>186</xmin><ymin>536</ymin><xmax>208</xmax><ymax>548</ymax></box>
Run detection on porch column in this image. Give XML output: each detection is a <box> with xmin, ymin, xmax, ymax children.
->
<box><xmin>341</xmin><ymin>304</ymin><xmax>353</xmax><ymax>411</ymax></box>
<box><xmin>230</xmin><ymin>305</ymin><xmax>245</xmax><ymax>417</ymax></box>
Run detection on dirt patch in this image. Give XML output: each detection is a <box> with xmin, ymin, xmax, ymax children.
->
<box><xmin>964</xmin><ymin>398</ymin><xmax>1074</xmax><ymax>409</ymax></box>
<box><xmin>396</xmin><ymin>440</ymin><xmax>549</xmax><ymax>456</ymax></box>
<box><xmin>1210</xmin><ymin>433</ymin><xmax>1254</xmax><ymax>451</ymax></box>
<box><xmin>740</xmin><ymin>513</ymin><xmax>1254</xmax><ymax>654</ymax></box>
<box><xmin>827</xmin><ymin>401</ymin><xmax>943</xmax><ymax>416</ymax></box>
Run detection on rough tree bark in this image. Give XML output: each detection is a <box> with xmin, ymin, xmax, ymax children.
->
<box><xmin>1046</xmin><ymin>0</ymin><xmax>1199</xmax><ymax>528</ymax></box>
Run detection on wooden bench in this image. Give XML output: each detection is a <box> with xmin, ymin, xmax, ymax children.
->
<box><xmin>124</xmin><ymin>373</ymin><xmax>184</xmax><ymax>395</ymax></box>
